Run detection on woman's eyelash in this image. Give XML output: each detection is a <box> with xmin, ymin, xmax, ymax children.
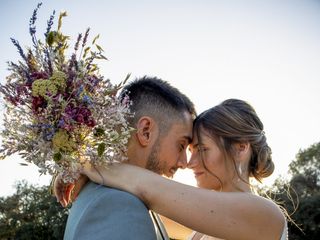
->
<box><xmin>198</xmin><ymin>146</ymin><xmax>207</xmax><ymax>152</ymax></box>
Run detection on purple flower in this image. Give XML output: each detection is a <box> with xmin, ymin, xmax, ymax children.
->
<box><xmin>41</xmin><ymin>125</ymin><xmax>55</xmax><ymax>141</ymax></box>
<box><xmin>68</xmin><ymin>54</ymin><xmax>78</xmax><ymax>72</ymax></box>
<box><xmin>58</xmin><ymin>119</ymin><xmax>65</xmax><ymax>128</ymax></box>
<box><xmin>76</xmin><ymin>85</ymin><xmax>84</xmax><ymax>96</ymax></box>
<box><xmin>45</xmin><ymin>10</ymin><xmax>55</xmax><ymax>37</ymax></box>
<box><xmin>79</xmin><ymin>107</ymin><xmax>92</xmax><ymax>117</ymax></box>
<box><xmin>32</xmin><ymin>96</ymin><xmax>46</xmax><ymax>113</ymax></box>
<box><xmin>74</xmin><ymin>33</ymin><xmax>82</xmax><ymax>51</ymax></box>
<box><xmin>31</xmin><ymin>71</ymin><xmax>49</xmax><ymax>80</ymax></box>
<box><xmin>82</xmin><ymin>95</ymin><xmax>92</xmax><ymax>105</ymax></box>
<box><xmin>82</xmin><ymin>28</ymin><xmax>90</xmax><ymax>48</ymax></box>
<box><xmin>10</xmin><ymin>38</ymin><xmax>27</xmax><ymax>62</ymax></box>
<box><xmin>76</xmin><ymin>114</ymin><xmax>85</xmax><ymax>123</ymax></box>
<box><xmin>29</xmin><ymin>2</ymin><xmax>42</xmax><ymax>46</ymax></box>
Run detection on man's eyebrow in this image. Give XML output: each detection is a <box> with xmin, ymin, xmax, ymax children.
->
<box><xmin>183</xmin><ymin>136</ymin><xmax>192</xmax><ymax>144</ymax></box>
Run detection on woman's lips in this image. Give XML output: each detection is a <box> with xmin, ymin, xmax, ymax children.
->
<box><xmin>194</xmin><ymin>172</ymin><xmax>204</xmax><ymax>178</ymax></box>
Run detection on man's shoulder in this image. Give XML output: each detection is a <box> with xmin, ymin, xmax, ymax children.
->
<box><xmin>65</xmin><ymin>181</ymin><xmax>156</xmax><ymax>240</ymax></box>
<box><xmin>77</xmin><ymin>181</ymin><xmax>145</xmax><ymax>206</ymax></box>
<box><xmin>70</xmin><ymin>181</ymin><xmax>148</xmax><ymax>215</ymax></box>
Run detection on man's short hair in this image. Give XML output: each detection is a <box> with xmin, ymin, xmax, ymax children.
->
<box><xmin>120</xmin><ymin>76</ymin><xmax>196</xmax><ymax>132</ymax></box>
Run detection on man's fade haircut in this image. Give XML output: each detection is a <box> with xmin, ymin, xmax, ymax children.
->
<box><xmin>119</xmin><ymin>76</ymin><xmax>196</xmax><ymax>133</ymax></box>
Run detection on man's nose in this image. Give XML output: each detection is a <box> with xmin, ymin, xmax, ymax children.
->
<box><xmin>177</xmin><ymin>152</ymin><xmax>188</xmax><ymax>169</ymax></box>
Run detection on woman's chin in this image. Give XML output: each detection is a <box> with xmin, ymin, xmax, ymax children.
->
<box><xmin>196</xmin><ymin>180</ymin><xmax>220</xmax><ymax>190</ymax></box>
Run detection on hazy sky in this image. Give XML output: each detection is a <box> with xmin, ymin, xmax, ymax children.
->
<box><xmin>0</xmin><ymin>0</ymin><xmax>319</xmax><ymax>196</ymax></box>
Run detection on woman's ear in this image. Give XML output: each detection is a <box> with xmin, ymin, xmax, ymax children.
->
<box><xmin>136</xmin><ymin>116</ymin><xmax>157</xmax><ymax>147</ymax></box>
<box><xmin>234</xmin><ymin>142</ymin><xmax>251</xmax><ymax>162</ymax></box>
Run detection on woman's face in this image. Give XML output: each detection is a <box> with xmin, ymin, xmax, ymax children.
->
<box><xmin>187</xmin><ymin>130</ymin><xmax>234</xmax><ymax>191</ymax></box>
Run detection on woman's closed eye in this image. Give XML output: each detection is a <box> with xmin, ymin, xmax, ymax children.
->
<box><xmin>198</xmin><ymin>146</ymin><xmax>208</xmax><ymax>153</ymax></box>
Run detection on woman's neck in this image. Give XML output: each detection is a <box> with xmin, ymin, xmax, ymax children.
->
<box><xmin>223</xmin><ymin>177</ymin><xmax>252</xmax><ymax>193</ymax></box>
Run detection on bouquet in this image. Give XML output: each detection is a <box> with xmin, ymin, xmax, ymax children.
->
<box><xmin>0</xmin><ymin>3</ymin><xmax>133</xmax><ymax>183</ymax></box>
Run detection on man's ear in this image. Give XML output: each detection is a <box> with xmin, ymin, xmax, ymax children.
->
<box><xmin>136</xmin><ymin>116</ymin><xmax>157</xmax><ymax>147</ymax></box>
<box><xmin>234</xmin><ymin>142</ymin><xmax>251</xmax><ymax>162</ymax></box>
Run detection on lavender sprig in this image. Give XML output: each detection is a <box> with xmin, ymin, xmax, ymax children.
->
<box><xmin>74</xmin><ymin>33</ymin><xmax>82</xmax><ymax>52</ymax></box>
<box><xmin>82</xmin><ymin>28</ymin><xmax>90</xmax><ymax>48</ymax></box>
<box><xmin>79</xmin><ymin>28</ymin><xmax>90</xmax><ymax>62</ymax></box>
<box><xmin>29</xmin><ymin>2</ymin><xmax>42</xmax><ymax>47</ymax></box>
<box><xmin>7</xmin><ymin>61</ymin><xmax>30</xmax><ymax>84</ymax></box>
<box><xmin>10</xmin><ymin>38</ymin><xmax>27</xmax><ymax>62</ymax></box>
<box><xmin>45</xmin><ymin>10</ymin><xmax>56</xmax><ymax>38</ymax></box>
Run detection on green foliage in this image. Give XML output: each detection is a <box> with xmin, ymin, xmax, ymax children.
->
<box><xmin>0</xmin><ymin>181</ymin><xmax>69</xmax><ymax>240</ymax></box>
<box><xmin>97</xmin><ymin>142</ymin><xmax>106</xmax><ymax>156</ymax></box>
<box><xmin>289</xmin><ymin>142</ymin><xmax>320</xmax><ymax>175</ymax></box>
<box><xmin>263</xmin><ymin>142</ymin><xmax>320</xmax><ymax>240</ymax></box>
<box><xmin>289</xmin><ymin>142</ymin><xmax>320</xmax><ymax>197</ymax></box>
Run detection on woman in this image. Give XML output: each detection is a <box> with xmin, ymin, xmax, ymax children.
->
<box><xmin>56</xmin><ymin>99</ymin><xmax>287</xmax><ymax>240</ymax></box>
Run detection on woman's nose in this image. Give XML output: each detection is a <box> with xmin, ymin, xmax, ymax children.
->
<box><xmin>187</xmin><ymin>153</ymin><xmax>199</xmax><ymax>169</ymax></box>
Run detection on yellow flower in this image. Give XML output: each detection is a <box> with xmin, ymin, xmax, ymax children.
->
<box><xmin>32</xmin><ymin>79</ymin><xmax>57</xmax><ymax>99</ymax></box>
<box><xmin>50</xmin><ymin>71</ymin><xmax>67</xmax><ymax>90</ymax></box>
<box><xmin>31</xmin><ymin>71</ymin><xmax>66</xmax><ymax>100</ymax></box>
<box><xmin>32</xmin><ymin>79</ymin><xmax>43</xmax><ymax>97</ymax></box>
<box><xmin>52</xmin><ymin>129</ymin><xmax>76</xmax><ymax>153</ymax></box>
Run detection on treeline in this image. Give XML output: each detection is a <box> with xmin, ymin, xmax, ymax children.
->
<box><xmin>0</xmin><ymin>182</ymin><xmax>68</xmax><ymax>240</ymax></box>
<box><xmin>261</xmin><ymin>142</ymin><xmax>320</xmax><ymax>240</ymax></box>
<box><xmin>0</xmin><ymin>142</ymin><xmax>319</xmax><ymax>239</ymax></box>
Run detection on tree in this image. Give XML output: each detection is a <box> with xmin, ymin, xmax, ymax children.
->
<box><xmin>264</xmin><ymin>142</ymin><xmax>320</xmax><ymax>240</ymax></box>
<box><xmin>0</xmin><ymin>181</ymin><xmax>69</xmax><ymax>240</ymax></box>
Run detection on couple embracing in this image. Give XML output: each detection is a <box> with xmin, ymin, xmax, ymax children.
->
<box><xmin>55</xmin><ymin>76</ymin><xmax>287</xmax><ymax>240</ymax></box>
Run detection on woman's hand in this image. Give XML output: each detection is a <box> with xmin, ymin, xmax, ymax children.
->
<box><xmin>81</xmin><ymin>161</ymin><xmax>120</xmax><ymax>186</ymax></box>
<box><xmin>53</xmin><ymin>174</ymin><xmax>89</xmax><ymax>207</ymax></box>
<box><xmin>53</xmin><ymin>161</ymin><xmax>116</xmax><ymax>208</ymax></box>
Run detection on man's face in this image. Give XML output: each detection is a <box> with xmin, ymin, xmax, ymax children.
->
<box><xmin>146</xmin><ymin>112</ymin><xmax>193</xmax><ymax>178</ymax></box>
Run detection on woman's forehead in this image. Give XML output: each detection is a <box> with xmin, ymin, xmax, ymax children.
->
<box><xmin>191</xmin><ymin>129</ymin><xmax>216</xmax><ymax>144</ymax></box>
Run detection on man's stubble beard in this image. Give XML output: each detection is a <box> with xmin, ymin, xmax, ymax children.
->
<box><xmin>145</xmin><ymin>137</ymin><xmax>165</xmax><ymax>175</ymax></box>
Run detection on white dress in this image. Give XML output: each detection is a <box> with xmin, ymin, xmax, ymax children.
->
<box><xmin>187</xmin><ymin>232</ymin><xmax>222</xmax><ymax>240</ymax></box>
<box><xmin>280</xmin><ymin>222</ymin><xmax>288</xmax><ymax>240</ymax></box>
<box><xmin>187</xmin><ymin>222</ymin><xmax>288</xmax><ymax>240</ymax></box>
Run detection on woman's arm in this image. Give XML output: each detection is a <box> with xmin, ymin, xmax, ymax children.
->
<box><xmin>82</xmin><ymin>163</ymin><xmax>285</xmax><ymax>240</ymax></box>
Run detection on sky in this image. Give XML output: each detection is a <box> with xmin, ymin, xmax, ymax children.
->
<box><xmin>0</xmin><ymin>0</ymin><xmax>319</xmax><ymax>196</ymax></box>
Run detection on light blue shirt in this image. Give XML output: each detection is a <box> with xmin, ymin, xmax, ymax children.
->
<box><xmin>64</xmin><ymin>181</ymin><xmax>158</xmax><ymax>240</ymax></box>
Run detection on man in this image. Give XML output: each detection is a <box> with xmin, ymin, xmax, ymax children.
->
<box><xmin>59</xmin><ymin>76</ymin><xmax>196</xmax><ymax>240</ymax></box>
